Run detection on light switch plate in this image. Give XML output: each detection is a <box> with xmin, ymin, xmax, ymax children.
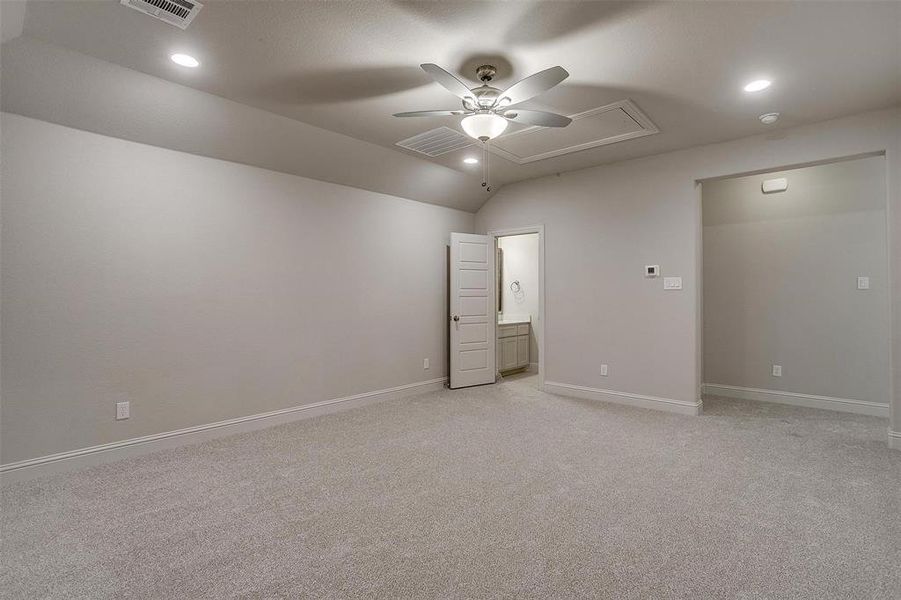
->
<box><xmin>663</xmin><ymin>277</ymin><xmax>682</xmax><ymax>290</ymax></box>
<box><xmin>645</xmin><ymin>265</ymin><xmax>659</xmax><ymax>278</ymax></box>
<box><xmin>772</xmin><ymin>365</ymin><xmax>782</xmax><ymax>377</ymax></box>
<box><xmin>857</xmin><ymin>276</ymin><xmax>870</xmax><ymax>290</ymax></box>
<box><xmin>600</xmin><ymin>364</ymin><xmax>609</xmax><ymax>376</ymax></box>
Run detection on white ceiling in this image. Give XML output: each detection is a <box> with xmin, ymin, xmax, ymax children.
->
<box><xmin>7</xmin><ymin>0</ymin><xmax>901</xmax><ymax>207</ymax></box>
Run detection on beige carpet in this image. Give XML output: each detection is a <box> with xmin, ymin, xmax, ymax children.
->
<box><xmin>2</xmin><ymin>374</ymin><xmax>900</xmax><ymax>599</ymax></box>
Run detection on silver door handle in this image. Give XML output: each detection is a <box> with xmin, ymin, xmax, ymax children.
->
<box><xmin>452</xmin><ymin>315</ymin><xmax>460</xmax><ymax>321</ymax></box>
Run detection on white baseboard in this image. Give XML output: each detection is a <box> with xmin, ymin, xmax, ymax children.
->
<box><xmin>0</xmin><ymin>377</ymin><xmax>447</xmax><ymax>484</ymax></box>
<box><xmin>703</xmin><ymin>383</ymin><xmax>889</xmax><ymax>418</ymax></box>
<box><xmin>889</xmin><ymin>430</ymin><xmax>901</xmax><ymax>450</ymax></box>
<box><xmin>544</xmin><ymin>381</ymin><xmax>702</xmax><ymax>416</ymax></box>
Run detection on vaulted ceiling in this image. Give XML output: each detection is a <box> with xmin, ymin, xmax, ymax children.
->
<box><xmin>3</xmin><ymin>1</ymin><xmax>900</xmax><ymax>211</ymax></box>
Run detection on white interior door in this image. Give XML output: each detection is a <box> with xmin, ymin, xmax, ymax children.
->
<box><xmin>449</xmin><ymin>233</ymin><xmax>496</xmax><ymax>389</ymax></box>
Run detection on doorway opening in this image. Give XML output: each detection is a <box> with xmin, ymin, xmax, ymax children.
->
<box><xmin>447</xmin><ymin>227</ymin><xmax>545</xmax><ymax>390</ymax></box>
<box><xmin>491</xmin><ymin>226</ymin><xmax>545</xmax><ymax>390</ymax></box>
<box><xmin>699</xmin><ymin>154</ymin><xmax>891</xmax><ymax>419</ymax></box>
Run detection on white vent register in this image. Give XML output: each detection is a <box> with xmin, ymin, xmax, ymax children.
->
<box><xmin>121</xmin><ymin>0</ymin><xmax>203</xmax><ymax>29</ymax></box>
<box><xmin>396</xmin><ymin>127</ymin><xmax>473</xmax><ymax>157</ymax></box>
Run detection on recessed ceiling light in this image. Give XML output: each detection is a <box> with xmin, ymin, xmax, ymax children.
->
<box><xmin>463</xmin><ymin>157</ymin><xmax>479</xmax><ymax>165</ymax></box>
<box><xmin>170</xmin><ymin>53</ymin><xmax>200</xmax><ymax>68</ymax></box>
<box><xmin>759</xmin><ymin>112</ymin><xmax>780</xmax><ymax>124</ymax></box>
<box><xmin>743</xmin><ymin>79</ymin><xmax>771</xmax><ymax>92</ymax></box>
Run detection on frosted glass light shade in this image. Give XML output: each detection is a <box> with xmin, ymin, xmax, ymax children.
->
<box><xmin>461</xmin><ymin>113</ymin><xmax>508</xmax><ymax>141</ymax></box>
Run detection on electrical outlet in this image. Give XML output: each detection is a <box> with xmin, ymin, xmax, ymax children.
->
<box><xmin>772</xmin><ymin>365</ymin><xmax>782</xmax><ymax>377</ymax></box>
<box><xmin>857</xmin><ymin>276</ymin><xmax>870</xmax><ymax>290</ymax></box>
<box><xmin>423</xmin><ymin>358</ymin><xmax>430</xmax><ymax>370</ymax></box>
<box><xmin>600</xmin><ymin>364</ymin><xmax>609</xmax><ymax>377</ymax></box>
<box><xmin>116</xmin><ymin>401</ymin><xmax>130</xmax><ymax>420</ymax></box>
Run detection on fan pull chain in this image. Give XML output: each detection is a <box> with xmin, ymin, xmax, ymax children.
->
<box><xmin>481</xmin><ymin>141</ymin><xmax>491</xmax><ymax>193</ymax></box>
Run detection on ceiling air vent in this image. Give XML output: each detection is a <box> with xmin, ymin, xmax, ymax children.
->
<box><xmin>120</xmin><ymin>0</ymin><xmax>203</xmax><ymax>29</ymax></box>
<box><xmin>396</xmin><ymin>127</ymin><xmax>474</xmax><ymax>157</ymax></box>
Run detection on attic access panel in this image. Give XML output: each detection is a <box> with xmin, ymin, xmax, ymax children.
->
<box><xmin>490</xmin><ymin>99</ymin><xmax>659</xmax><ymax>164</ymax></box>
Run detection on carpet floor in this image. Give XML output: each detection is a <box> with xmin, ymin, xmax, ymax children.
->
<box><xmin>2</xmin><ymin>373</ymin><xmax>900</xmax><ymax>599</ymax></box>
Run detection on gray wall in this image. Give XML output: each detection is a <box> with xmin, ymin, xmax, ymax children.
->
<box><xmin>0</xmin><ymin>36</ymin><xmax>485</xmax><ymax>212</ymax></box>
<box><xmin>478</xmin><ymin>154</ymin><xmax>702</xmax><ymax>405</ymax></box>
<box><xmin>703</xmin><ymin>157</ymin><xmax>889</xmax><ymax>404</ymax></box>
<box><xmin>0</xmin><ymin>114</ymin><xmax>474</xmax><ymax>464</ymax></box>
<box><xmin>476</xmin><ymin>107</ymin><xmax>900</xmax><ymax>440</ymax></box>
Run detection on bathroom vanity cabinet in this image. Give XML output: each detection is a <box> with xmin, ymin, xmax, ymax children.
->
<box><xmin>497</xmin><ymin>320</ymin><xmax>530</xmax><ymax>373</ymax></box>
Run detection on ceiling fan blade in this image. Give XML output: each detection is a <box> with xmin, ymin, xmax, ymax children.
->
<box><xmin>420</xmin><ymin>63</ymin><xmax>476</xmax><ymax>103</ymax></box>
<box><xmin>496</xmin><ymin>66</ymin><xmax>569</xmax><ymax>107</ymax></box>
<box><xmin>503</xmin><ymin>109</ymin><xmax>572</xmax><ymax>127</ymax></box>
<box><xmin>393</xmin><ymin>110</ymin><xmax>468</xmax><ymax>117</ymax></box>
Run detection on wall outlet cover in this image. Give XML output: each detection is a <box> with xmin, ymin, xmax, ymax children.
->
<box><xmin>772</xmin><ymin>365</ymin><xmax>782</xmax><ymax>377</ymax></box>
<box><xmin>857</xmin><ymin>276</ymin><xmax>870</xmax><ymax>290</ymax></box>
<box><xmin>423</xmin><ymin>358</ymin><xmax>430</xmax><ymax>369</ymax></box>
<box><xmin>116</xmin><ymin>401</ymin><xmax>130</xmax><ymax>420</ymax></box>
<box><xmin>600</xmin><ymin>364</ymin><xmax>609</xmax><ymax>376</ymax></box>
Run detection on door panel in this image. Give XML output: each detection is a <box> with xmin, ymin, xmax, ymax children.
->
<box><xmin>459</xmin><ymin>348</ymin><xmax>489</xmax><ymax>371</ymax></box>
<box><xmin>450</xmin><ymin>233</ymin><xmax>496</xmax><ymax>388</ymax></box>
<box><xmin>459</xmin><ymin>269</ymin><xmax>488</xmax><ymax>290</ymax></box>
<box><xmin>460</xmin><ymin>296</ymin><xmax>488</xmax><ymax>316</ymax></box>
<box><xmin>459</xmin><ymin>322</ymin><xmax>488</xmax><ymax>344</ymax></box>
<box><xmin>459</xmin><ymin>241</ymin><xmax>488</xmax><ymax>262</ymax></box>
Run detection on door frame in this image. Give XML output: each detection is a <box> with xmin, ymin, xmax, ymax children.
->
<box><xmin>488</xmin><ymin>225</ymin><xmax>546</xmax><ymax>391</ymax></box>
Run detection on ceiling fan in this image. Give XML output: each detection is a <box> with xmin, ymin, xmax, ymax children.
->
<box><xmin>394</xmin><ymin>63</ymin><xmax>572</xmax><ymax>142</ymax></box>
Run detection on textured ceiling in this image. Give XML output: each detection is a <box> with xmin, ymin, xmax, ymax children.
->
<box><xmin>6</xmin><ymin>0</ymin><xmax>901</xmax><ymax>208</ymax></box>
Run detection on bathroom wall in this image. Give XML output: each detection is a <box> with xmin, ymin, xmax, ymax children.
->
<box><xmin>499</xmin><ymin>233</ymin><xmax>540</xmax><ymax>363</ymax></box>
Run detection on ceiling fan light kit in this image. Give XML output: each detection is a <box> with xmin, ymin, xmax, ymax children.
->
<box><xmin>461</xmin><ymin>113</ymin><xmax>509</xmax><ymax>141</ymax></box>
<box><xmin>394</xmin><ymin>62</ymin><xmax>572</xmax><ymax>189</ymax></box>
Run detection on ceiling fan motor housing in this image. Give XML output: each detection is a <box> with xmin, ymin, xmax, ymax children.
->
<box><xmin>472</xmin><ymin>86</ymin><xmax>501</xmax><ymax>108</ymax></box>
<box><xmin>472</xmin><ymin>65</ymin><xmax>502</xmax><ymax>108</ymax></box>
